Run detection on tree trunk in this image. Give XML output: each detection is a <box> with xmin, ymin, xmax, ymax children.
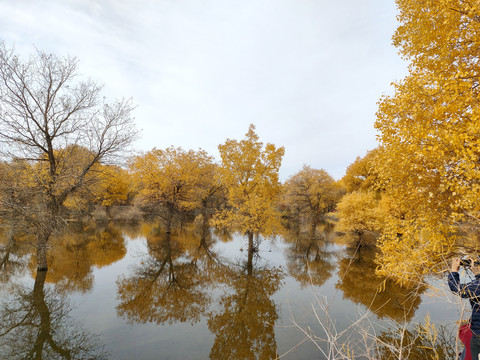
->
<box><xmin>311</xmin><ymin>218</ymin><xmax>317</xmax><ymax>236</ymax></box>
<box><xmin>165</xmin><ymin>205</ymin><xmax>174</xmax><ymax>234</ymax></box>
<box><xmin>105</xmin><ymin>205</ymin><xmax>112</xmax><ymax>219</ymax></box>
<box><xmin>37</xmin><ymin>232</ymin><xmax>50</xmax><ymax>271</ymax></box>
<box><xmin>247</xmin><ymin>231</ymin><xmax>254</xmax><ymax>276</ymax></box>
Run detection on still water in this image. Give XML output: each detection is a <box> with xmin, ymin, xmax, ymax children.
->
<box><xmin>0</xmin><ymin>222</ymin><xmax>464</xmax><ymax>359</ymax></box>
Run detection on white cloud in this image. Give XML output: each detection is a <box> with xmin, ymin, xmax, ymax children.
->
<box><xmin>0</xmin><ymin>0</ymin><xmax>407</xmax><ymax>179</ymax></box>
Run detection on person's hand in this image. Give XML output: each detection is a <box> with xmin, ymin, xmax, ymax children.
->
<box><xmin>451</xmin><ymin>257</ymin><xmax>461</xmax><ymax>272</ymax></box>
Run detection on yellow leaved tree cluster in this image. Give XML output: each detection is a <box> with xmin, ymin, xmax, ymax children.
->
<box><xmin>334</xmin><ymin>0</ymin><xmax>480</xmax><ymax>282</ymax></box>
<box><xmin>282</xmin><ymin>165</ymin><xmax>344</xmax><ymax>234</ymax></box>
<box><xmin>0</xmin><ymin>43</ymin><xmax>355</xmax><ymax>274</ymax></box>
<box><xmin>374</xmin><ymin>0</ymin><xmax>480</xmax><ymax>281</ymax></box>
<box><xmin>130</xmin><ymin>146</ymin><xmax>220</xmax><ymax>232</ymax></box>
<box><xmin>213</xmin><ymin>124</ymin><xmax>284</xmax><ymax>259</ymax></box>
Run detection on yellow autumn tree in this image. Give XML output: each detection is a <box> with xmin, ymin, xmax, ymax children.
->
<box><xmin>94</xmin><ymin>165</ymin><xmax>132</xmax><ymax>218</ymax></box>
<box><xmin>214</xmin><ymin>124</ymin><xmax>284</xmax><ymax>254</ymax></box>
<box><xmin>130</xmin><ymin>147</ymin><xmax>218</xmax><ymax>232</ymax></box>
<box><xmin>341</xmin><ymin>148</ymin><xmax>380</xmax><ymax>193</ymax></box>
<box><xmin>374</xmin><ymin>0</ymin><xmax>480</xmax><ymax>281</ymax></box>
<box><xmin>282</xmin><ymin>165</ymin><xmax>344</xmax><ymax>233</ymax></box>
<box><xmin>335</xmin><ymin>191</ymin><xmax>381</xmax><ymax>244</ymax></box>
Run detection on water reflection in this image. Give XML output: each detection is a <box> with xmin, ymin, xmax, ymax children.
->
<box><xmin>0</xmin><ymin>220</ymin><xmax>439</xmax><ymax>359</ymax></box>
<box><xmin>0</xmin><ymin>271</ymin><xmax>108</xmax><ymax>359</ymax></box>
<box><xmin>335</xmin><ymin>246</ymin><xmax>425</xmax><ymax>322</ymax></box>
<box><xmin>116</xmin><ymin>225</ymin><xmax>214</xmax><ymax>325</ymax></box>
<box><xmin>0</xmin><ymin>229</ymin><xmax>31</xmax><ymax>282</ymax></box>
<box><xmin>29</xmin><ymin>223</ymin><xmax>127</xmax><ymax>293</ymax></box>
<box><xmin>116</xmin><ymin>224</ymin><xmax>285</xmax><ymax>359</ymax></box>
<box><xmin>284</xmin><ymin>227</ymin><xmax>335</xmax><ymax>288</ymax></box>
<box><xmin>376</xmin><ymin>323</ymin><xmax>456</xmax><ymax>359</ymax></box>
<box><xmin>208</xmin><ymin>262</ymin><xmax>284</xmax><ymax>360</ymax></box>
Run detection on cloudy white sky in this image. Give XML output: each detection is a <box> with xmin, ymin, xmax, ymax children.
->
<box><xmin>0</xmin><ymin>0</ymin><xmax>407</xmax><ymax>180</ymax></box>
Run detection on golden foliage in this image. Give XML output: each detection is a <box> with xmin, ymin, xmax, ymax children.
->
<box><xmin>283</xmin><ymin>165</ymin><xmax>343</xmax><ymax>230</ymax></box>
<box><xmin>335</xmin><ymin>191</ymin><xmax>382</xmax><ymax>236</ymax></box>
<box><xmin>130</xmin><ymin>146</ymin><xmax>218</xmax><ymax>224</ymax></box>
<box><xmin>213</xmin><ymin>124</ymin><xmax>284</xmax><ymax>237</ymax></box>
<box><xmin>94</xmin><ymin>165</ymin><xmax>132</xmax><ymax>207</ymax></box>
<box><xmin>373</xmin><ymin>0</ymin><xmax>480</xmax><ymax>281</ymax></box>
<box><xmin>341</xmin><ymin>149</ymin><xmax>380</xmax><ymax>193</ymax></box>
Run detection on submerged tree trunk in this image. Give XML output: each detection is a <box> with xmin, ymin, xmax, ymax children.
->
<box><xmin>247</xmin><ymin>231</ymin><xmax>254</xmax><ymax>276</ymax></box>
<box><xmin>36</xmin><ymin>232</ymin><xmax>50</xmax><ymax>272</ymax></box>
<box><xmin>105</xmin><ymin>205</ymin><xmax>112</xmax><ymax>219</ymax></box>
<box><xmin>36</xmin><ymin>199</ymin><xmax>59</xmax><ymax>272</ymax></box>
<box><xmin>165</xmin><ymin>204</ymin><xmax>175</xmax><ymax>234</ymax></box>
<box><xmin>311</xmin><ymin>220</ymin><xmax>317</xmax><ymax>236</ymax></box>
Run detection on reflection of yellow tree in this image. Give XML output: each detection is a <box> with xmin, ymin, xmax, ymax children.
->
<box><xmin>87</xmin><ymin>224</ymin><xmax>127</xmax><ymax>268</ymax></box>
<box><xmin>116</xmin><ymin>229</ymin><xmax>211</xmax><ymax>325</ymax></box>
<box><xmin>376</xmin><ymin>317</ymin><xmax>455</xmax><ymax>360</ymax></box>
<box><xmin>335</xmin><ymin>247</ymin><xmax>425</xmax><ymax>322</ymax></box>
<box><xmin>208</xmin><ymin>264</ymin><xmax>284</xmax><ymax>360</ymax></box>
<box><xmin>29</xmin><ymin>223</ymin><xmax>126</xmax><ymax>292</ymax></box>
<box><xmin>284</xmin><ymin>230</ymin><xmax>335</xmax><ymax>288</ymax></box>
<box><xmin>0</xmin><ymin>271</ymin><xmax>108</xmax><ymax>359</ymax></box>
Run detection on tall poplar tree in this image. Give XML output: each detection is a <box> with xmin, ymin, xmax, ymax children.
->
<box><xmin>214</xmin><ymin>124</ymin><xmax>284</xmax><ymax>264</ymax></box>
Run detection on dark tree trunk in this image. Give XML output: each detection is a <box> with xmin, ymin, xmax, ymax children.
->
<box><xmin>32</xmin><ymin>270</ymin><xmax>50</xmax><ymax>356</ymax></box>
<box><xmin>106</xmin><ymin>205</ymin><xmax>112</xmax><ymax>219</ymax></box>
<box><xmin>36</xmin><ymin>232</ymin><xmax>50</xmax><ymax>272</ymax></box>
<box><xmin>247</xmin><ymin>231</ymin><xmax>254</xmax><ymax>276</ymax></box>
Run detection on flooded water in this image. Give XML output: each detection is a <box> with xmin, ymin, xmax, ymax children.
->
<box><xmin>0</xmin><ymin>222</ymin><xmax>465</xmax><ymax>359</ymax></box>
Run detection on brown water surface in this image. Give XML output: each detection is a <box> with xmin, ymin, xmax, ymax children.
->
<box><xmin>0</xmin><ymin>222</ymin><xmax>460</xmax><ymax>359</ymax></box>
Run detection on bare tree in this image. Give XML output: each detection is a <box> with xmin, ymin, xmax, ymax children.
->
<box><xmin>0</xmin><ymin>42</ymin><xmax>138</xmax><ymax>271</ymax></box>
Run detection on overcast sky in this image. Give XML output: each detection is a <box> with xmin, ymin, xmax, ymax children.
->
<box><xmin>0</xmin><ymin>0</ymin><xmax>407</xmax><ymax>180</ymax></box>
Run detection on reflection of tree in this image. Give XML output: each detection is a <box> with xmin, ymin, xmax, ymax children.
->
<box><xmin>30</xmin><ymin>223</ymin><xmax>127</xmax><ymax>293</ymax></box>
<box><xmin>86</xmin><ymin>224</ymin><xmax>127</xmax><ymax>268</ymax></box>
<box><xmin>376</xmin><ymin>321</ymin><xmax>456</xmax><ymax>360</ymax></box>
<box><xmin>0</xmin><ymin>229</ymin><xmax>30</xmax><ymax>283</ymax></box>
<box><xmin>335</xmin><ymin>246</ymin><xmax>425</xmax><ymax>322</ymax></box>
<box><xmin>0</xmin><ymin>271</ymin><xmax>108</xmax><ymax>359</ymax></box>
<box><xmin>116</xmin><ymin>228</ymin><xmax>212</xmax><ymax>325</ymax></box>
<box><xmin>208</xmin><ymin>253</ymin><xmax>284</xmax><ymax>360</ymax></box>
<box><xmin>284</xmin><ymin>229</ymin><xmax>335</xmax><ymax>288</ymax></box>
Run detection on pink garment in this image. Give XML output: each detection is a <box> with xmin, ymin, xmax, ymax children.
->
<box><xmin>459</xmin><ymin>323</ymin><xmax>472</xmax><ymax>360</ymax></box>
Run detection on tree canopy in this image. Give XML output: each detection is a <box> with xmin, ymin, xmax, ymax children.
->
<box><xmin>373</xmin><ymin>0</ymin><xmax>480</xmax><ymax>281</ymax></box>
<box><xmin>214</xmin><ymin>124</ymin><xmax>284</xmax><ymax>240</ymax></box>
